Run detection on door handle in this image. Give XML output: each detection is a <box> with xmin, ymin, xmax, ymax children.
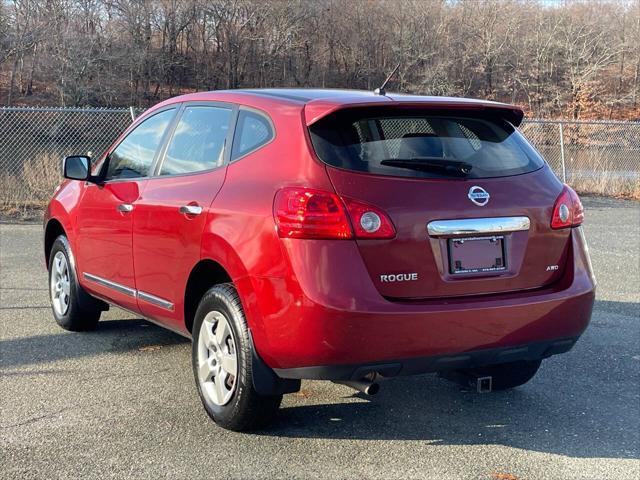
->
<box><xmin>117</xmin><ymin>203</ymin><xmax>134</xmax><ymax>213</ymax></box>
<box><xmin>179</xmin><ymin>204</ymin><xmax>203</xmax><ymax>216</ymax></box>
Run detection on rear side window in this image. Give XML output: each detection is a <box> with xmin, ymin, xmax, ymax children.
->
<box><xmin>231</xmin><ymin>110</ymin><xmax>273</xmax><ymax>161</ymax></box>
<box><xmin>159</xmin><ymin>106</ymin><xmax>232</xmax><ymax>176</ymax></box>
<box><xmin>309</xmin><ymin>109</ymin><xmax>544</xmax><ymax>179</ymax></box>
<box><xmin>105</xmin><ymin>109</ymin><xmax>175</xmax><ymax>180</ymax></box>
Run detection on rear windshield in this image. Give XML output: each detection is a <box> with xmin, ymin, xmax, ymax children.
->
<box><xmin>309</xmin><ymin>109</ymin><xmax>545</xmax><ymax>179</ymax></box>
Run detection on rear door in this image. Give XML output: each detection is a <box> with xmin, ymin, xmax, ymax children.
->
<box><xmin>76</xmin><ymin>108</ymin><xmax>176</xmax><ymax>311</ymax></box>
<box><xmin>132</xmin><ymin>103</ymin><xmax>236</xmax><ymax>330</ymax></box>
<box><xmin>309</xmin><ymin>108</ymin><xmax>569</xmax><ymax>299</ymax></box>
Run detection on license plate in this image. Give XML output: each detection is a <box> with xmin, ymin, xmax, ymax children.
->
<box><xmin>448</xmin><ymin>236</ymin><xmax>506</xmax><ymax>274</ymax></box>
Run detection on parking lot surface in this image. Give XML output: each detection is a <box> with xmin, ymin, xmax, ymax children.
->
<box><xmin>1</xmin><ymin>196</ymin><xmax>639</xmax><ymax>480</ymax></box>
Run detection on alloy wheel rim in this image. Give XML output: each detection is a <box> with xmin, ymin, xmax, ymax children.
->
<box><xmin>197</xmin><ymin>311</ymin><xmax>238</xmax><ymax>407</ymax></box>
<box><xmin>51</xmin><ymin>251</ymin><xmax>71</xmax><ymax>316</ymax></box>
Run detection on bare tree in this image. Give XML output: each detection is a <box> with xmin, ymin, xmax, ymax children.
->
<box><xmin>1</xmin><ymin>0</ymin><xmax>637</xmax><ymax>119</ymax></box>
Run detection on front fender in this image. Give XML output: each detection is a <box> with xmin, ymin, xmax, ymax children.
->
<box><xmin>44</xmin><ymin>180</ymin><xmax>84</xmax><ymax>265</ymax></box>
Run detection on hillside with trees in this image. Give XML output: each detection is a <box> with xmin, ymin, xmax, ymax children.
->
<box><xmin>1</xmin><ymin>0</ymin><xmax>638</xmax><ymax>120</ymax></box>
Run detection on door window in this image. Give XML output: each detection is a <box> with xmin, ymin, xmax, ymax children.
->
<box><xmin>104</xmin><ymin>109</ymin><xmax>175</xmax><ymax>181</ymax></box>
<box><xmin>159</xmin><ymin>106</ymin><xmax>232</xmax><ymax>176</ymax></box>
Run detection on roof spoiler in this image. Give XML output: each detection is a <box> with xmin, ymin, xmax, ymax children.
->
<box><xmin>304</xmin><ymin>99</ymin><xmax>525</xmax><ymax>128</ymax></box>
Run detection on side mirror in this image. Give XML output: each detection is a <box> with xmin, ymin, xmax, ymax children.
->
<box><xmin>63</xmin><ymin>155</ymin><xmax>91</xmax><ymax>181</ymax></box>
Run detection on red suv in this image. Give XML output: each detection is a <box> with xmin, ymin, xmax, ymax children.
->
<box><xmin>45</xmin><ymin>89</ymin><xmax>595</xmax><ymax>430</ymax></box>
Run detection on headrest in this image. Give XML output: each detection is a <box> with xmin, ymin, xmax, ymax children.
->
<box><xmin>398</xmin><ymin>133</ymin><xmax>443</xmax><ymax>159</ymax></box>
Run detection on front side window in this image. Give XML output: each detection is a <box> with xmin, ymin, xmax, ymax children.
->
<box><xmin>231</xmin><ymin>110</ymin><xmax>274</xmax><ymax>161</ymax></box>
<box><xmin>309</xmin><ymin>109</ymin><xmax>545</xmax><ymax>179</ymax></box>
<box><xmin>159</xmin><ymin>106</ymin><xmax>232</xmax><ymax>176</ymax></box>
<box><xmin>104</xmin><ymin>109</ymin><xmax>175</xmax><ymax>181</ymax></box>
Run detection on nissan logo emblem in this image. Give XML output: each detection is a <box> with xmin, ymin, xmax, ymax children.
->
<box><xmin>468</xmin><ymin>186</ymin><xmax>490</xmax><ymax>206</ymax></box>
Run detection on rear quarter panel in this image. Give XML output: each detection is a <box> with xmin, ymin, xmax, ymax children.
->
<box><xmin>200</xmin><ymin>101</ymin><xmax>333</xmax><ymax>352</ymax></box>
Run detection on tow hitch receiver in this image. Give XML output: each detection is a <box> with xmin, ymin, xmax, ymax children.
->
<box><xmin>476</xmin><ymin>376</ymin><xmax>492</xmax><ymax>393</ymax></box>
<box><xmin>439</xmin><ymin>370</ymin><xmax>493</xmax><ymax>393</ymax></box>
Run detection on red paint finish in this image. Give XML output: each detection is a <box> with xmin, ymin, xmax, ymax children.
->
<box><xmin>75</xmin><ymin>181</ymin><xmax>145</xmax><ymax>312</ymax></box>
<box><xmin>132</xmin><ymin>168</ymin><xmax>227</xmax><ymax>328</ymax></box>
<box><xmin>304</xmin><ymin>96</ymin><xmax>525</xmax><ymax>127</ymax></box>
<box><xmin>45</xmin><ymin>88</ymin><xmax>595</xmax><ymax>376</ymax></box>
<box><xmin>326</xmin><ymin>166</ymin><xmax>570</xmax><ymax>299</ymax></box>
<box><xmin>250</xmin><ymin>227</ymin><xmax>594</xmax><ymax>369</ymax></box>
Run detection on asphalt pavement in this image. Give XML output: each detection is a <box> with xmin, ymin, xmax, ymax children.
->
<box><xmin>1</xmin><ymin>196</ymin><xmax>639</xmax><ymax>479</ymax></box>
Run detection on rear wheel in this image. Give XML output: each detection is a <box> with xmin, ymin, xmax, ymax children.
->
<box><xmin>48</xmin><ymin>235</ymin><xmax>102</xmax><ymax>331</ymax></box>
<box><xmin>463</xmin><ymin>360</ymin><xmax>542</xmax><ymax>391</ymax></box>
<box><xmin>191</xmin><ymin>283</ymin><xmax>281</xmax><ymax>431</ymax></box>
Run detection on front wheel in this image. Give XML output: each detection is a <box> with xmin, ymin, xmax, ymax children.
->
<box><xmin>191</xmin><ymin>283</ymin><xmax>281</xmax><ymax>431</ymax></box>
<box><xmin>48</xmin><ymin>235</ymin><xmax>102</xmax><ymax>331</ymax></box>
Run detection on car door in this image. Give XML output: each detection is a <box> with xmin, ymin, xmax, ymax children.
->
<box><xmin>132</xmin><ymin>103</ymin><xmax>236</xmax><ymax>330</ymax></box>
<box><xmin>76</xmin><ymin>107</ymin><xmax>177</xmax><ymax>312</ymax></box>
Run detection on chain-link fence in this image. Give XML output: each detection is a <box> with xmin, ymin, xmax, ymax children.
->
<box><xmin>0</xmin><ymin>107</ymin><xmax>141</xmax><ymax>217</ymax></box>
<box><xmin>0</xmin><ymin>107</ymin><xmax>638</xmax><ymax>219</ymax></box>
<box><xmin>520</xmin><ymin>119</ymin><xmax>640</xmax><ymax>198</ymax></box>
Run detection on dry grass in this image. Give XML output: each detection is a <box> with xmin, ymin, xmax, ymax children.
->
<box><xmin>572</xmin><ymin>175</ymin><xmax>640</xmax><ymax>200</ymax></box>
<box><xmin>22</xmin><ymin>153</ymin><xmax>63</xmax><ymax>203</ymax></box>
<box><xmin>0</xmin><ymin>153</ymin><xmax>61</xmax><ymax>221</ymax></box>
<box><xmin>565</xmin><ymin>151</ymin><xmax>640</xmax><ymax>200</ymax></box>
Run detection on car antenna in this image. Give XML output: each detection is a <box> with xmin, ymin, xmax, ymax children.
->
<box><xmin>374</xmin><ymin>63</ymin><xmax>401</xmax><ymax>96</ymax></box>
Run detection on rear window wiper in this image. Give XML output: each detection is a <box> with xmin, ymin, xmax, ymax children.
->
<box><xmin>380</xmin><ymin>157</ymin><xmax>473</xmax><ymax>176</ymax></box>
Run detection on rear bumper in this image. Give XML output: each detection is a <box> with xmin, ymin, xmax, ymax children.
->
<box><xmin>274</xmin><ymin>336</ymin><xmax>579</xmax><ymax>380</ymax></box>
<box><xmin>246</xmin><ymin>226</ymin><xmax>596</xmax><ymax>375</ymax></box>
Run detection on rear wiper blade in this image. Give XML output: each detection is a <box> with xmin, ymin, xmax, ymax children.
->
<box><xmin>380</xmin><ymin>157</ymin><xmax>473</xmax><ymax>176</ymax></box>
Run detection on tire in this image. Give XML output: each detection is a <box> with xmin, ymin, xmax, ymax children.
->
<box><xmin>463</xmin><ymin>360</ymin><xmax>542</xmax><ymax>391</ymax></box>
<box><xmin>48</xmin><ymin>235</ymin><xmax>102</xmax><ymax>331</ymax></box>
<box><xmin>191</xmin><ymin>283</ymin><xmax>282</xmax><ymax>431</ymax></box>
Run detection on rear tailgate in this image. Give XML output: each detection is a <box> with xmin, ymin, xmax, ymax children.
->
<box><xmin>307</xmin><ymin>102</ymin><xmax>570</xmax><ymax>300</ymax></box>
<box><xmin>327</xmin><ymin>166</ymin><xmax>570</xmax><ymax>299</ymax></box>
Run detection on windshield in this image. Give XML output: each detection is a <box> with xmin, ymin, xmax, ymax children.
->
<box><xmin>309</xmin><ymin>109</ymin><xmax>545</xmax><ymax>179</ymax></box>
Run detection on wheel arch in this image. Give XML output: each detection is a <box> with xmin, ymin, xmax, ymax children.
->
<box><xmin>44</xmin><ymin>215</ymin><xmax>108</xmax><ymax>315</ymax></box>
<box><xmin>44</xmin><ymin>181</ymin><xmax>83</xmax><ymax>266</ymax></box>
<box><xmin>185</xmin><ymin>258</ymin><xmax>299</xmax><ymax>396</ymax></box>
<box><xmin>195</xmin><ymin>230</ymin><xmax>258</xmax><ymax>332</ymax></box>
<box><xmin>44</xmin><ymin>218</ymin><xmax>67</xmax><ymax>266</ymax></box>
<box><xmin>183</xmin><ymin>259</ymin><xmax>233</xmax><ymax>335</ymax></box>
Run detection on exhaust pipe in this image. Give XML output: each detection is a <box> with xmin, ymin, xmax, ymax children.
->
<box><xmin>334</xmin><ymin>375</ymin><xmax>381</xmax><ymax>395</ymax></box>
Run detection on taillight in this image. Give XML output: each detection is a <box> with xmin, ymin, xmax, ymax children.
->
<box><xmin>274</xmin><ymin>188</ymin><xmax>352</xmax><ymax>239</ymax></box>
<box><xmin>342</xmin><ymin>197</ymin><xmax>396</xmax><ymax>239</ymax></box>
<box><xmin>273</xmin><ymin>187</ymin><xmax>396</xmax><ymax>239</ymax></box>
<box><xmin>551</xmin><ymin>184</ymin><xmax>584</xmax><ymax>229</ymax></box>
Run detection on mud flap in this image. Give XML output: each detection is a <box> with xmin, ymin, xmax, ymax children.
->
<box><xmin>249</xmin><ymin>333</ymin><xmax>300</xmax><ymax>395</ymax></box>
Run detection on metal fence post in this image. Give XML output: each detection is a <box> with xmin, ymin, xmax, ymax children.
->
<box><xmin>558</xmin><ymin>122</ymin><xmax>566</xmax><ymax>182</ymax></box>
<box><xmin>129</xmin><ymin>106</ymin><xmax>136</xmax><ymax>122</ymax></box>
